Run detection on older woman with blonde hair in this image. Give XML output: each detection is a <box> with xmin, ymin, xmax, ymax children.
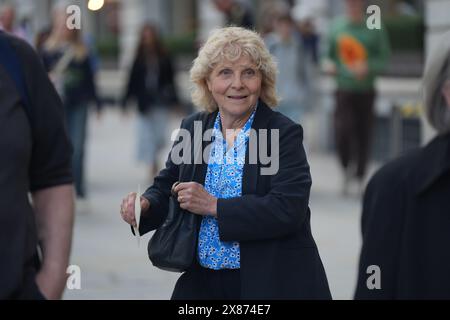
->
<box><xmin>355</xmin><ymin>31</ymin><xmax>450</xmax><ymax>299</ymax></box>
<box><xmin>121</xmin><ymin>27</ymin><xmax>331</xmax><ymax>299</ymax></box>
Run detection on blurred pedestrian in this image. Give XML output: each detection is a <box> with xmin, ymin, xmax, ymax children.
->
<box><xmin>0</xmin><ymin>4</ymin><xmax>28</xmax><ymax>40</ymax></box>
<box><xmin>41</xmin><ymin>7</ymin><xmax>102</xmax><ymax>199</ymax></box>
<box><xmin>354</xmin><ymin>31</ymin><xmax>450</xmax><ymax>299</ymax></box>
<box><xmin>292</xmin><ymin>6</ymin><xmax>321</xmax><ymax>125</ymax></box>
<box><xmin>120</xmin><ymin>27</ymin><xmax>331</xmax><ymax>300</ymax></box>
<box><xmin>325</xmin><ymin>0</ymin><xmax>390</xmax><ymax>196</ymax></box>
<box><xmin>121</xmin><ymin>23</ymin><xmax>179</xmax><ymax>181</ymax></box>
<box><xmin>35</xmin><ymin>26</ymin><xmax>51</xmax><ymax>55</ymax></box>
<box><xmin>0</xmin><ymin>31</ymin><xmax>74</xmax><ymax>299</ymax></box>
<box><xmin>212</xmin><ymin>0</ymin><xmax>254</xmax><ymax>29</ymax></box>
<box><xmin>293</xmin><ymin>5</ymin><xmax>320</xmax><ymax>67</ymax></box>
<box><xmin>265</xmin><ymin>14</ymin><xmax>307</xmax><ymax>124</ymax></box>
<box><xmin>258</xmin><ymin>0</ymin><xmax>290</xmax><ymax>37</ymax></box>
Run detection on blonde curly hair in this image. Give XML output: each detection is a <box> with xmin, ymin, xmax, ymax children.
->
<box><xmin>190</xmin><ymin>27</ymin><xmax>279</xmax><ymax>112</ymax></box>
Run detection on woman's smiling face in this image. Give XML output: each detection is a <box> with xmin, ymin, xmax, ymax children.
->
<box><xmin>207</xmin><ymin>54</ymin><xmax>262</xmax><ymax>118</ymax></box>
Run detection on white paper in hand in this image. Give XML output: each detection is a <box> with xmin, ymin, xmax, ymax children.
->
<box><xmin>133</xmin><ymin>184</ymin><xmax>141</xmax><ymax>247</ymax></box>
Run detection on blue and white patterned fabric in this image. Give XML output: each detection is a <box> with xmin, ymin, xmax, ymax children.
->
<box><xmin>198</xmin><ymin>105</ymin><xmax>257</xmax><ymax>270</ymax></box>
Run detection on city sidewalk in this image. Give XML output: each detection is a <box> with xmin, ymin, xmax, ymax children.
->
<box><xmin>63</xmin><ymin>107</ymin><xmax>380</xmax><ymax>300</ymax></box>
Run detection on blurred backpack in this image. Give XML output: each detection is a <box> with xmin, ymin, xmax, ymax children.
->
<box><xmin>0</xmin><ymin>31</ymin><xmax>33</xmax><ymax>124</ymax></box>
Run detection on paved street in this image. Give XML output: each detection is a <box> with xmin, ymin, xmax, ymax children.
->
<box><xmin>63</xmin><ymin>107</ymin><xmax>381</xmax><ymax>300</ymax></box>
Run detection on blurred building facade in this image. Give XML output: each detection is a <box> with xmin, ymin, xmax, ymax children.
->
<box><xmin>0</xmin><ymin>0</ymin><xmax>197</xmax><ymax>67</ymax></box>
<box><xmin>2</xmin><ymin>0</ymin><xmax>447</xmax><ymax>151</ymax></box>
<box><xmin>1</xmin><ymin>0</ymin><xmax>428</xmax><ymax>68</ymax></box>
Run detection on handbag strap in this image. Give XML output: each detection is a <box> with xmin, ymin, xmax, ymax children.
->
<box><xmin>51</xmin><ymin>45</ymin><xmax>75</xmax><ymax>76</ymax></box>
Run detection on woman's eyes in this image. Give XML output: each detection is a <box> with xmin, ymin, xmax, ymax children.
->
<box><xmin>218</xmin><ymin>69</ymin><xmax>256</xmax><ymax>76</ymax></box>
<box><xmin>243</xmin><ymin>69</ymin><xmax>256</xmax><ymax>76</ymax></box>
<box><xmin>219</xmin><ymin>69</ymin><xmax>232</xmax><ymax>75</ymax></box>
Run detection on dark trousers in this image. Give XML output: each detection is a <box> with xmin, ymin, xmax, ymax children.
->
<box><xmin>334</xmin><ymin>90</ymin><xmax>376</xmax><ymax>179</ymax></box>
<box><xmin>65</xmin><ymin>104</ymin><xmax>88</xmax><ymax>197</ymax></box>
<box><xmin>171</xmin><ymin>266</ymin><xmax>241</xmax><ymax>300</ymax></box>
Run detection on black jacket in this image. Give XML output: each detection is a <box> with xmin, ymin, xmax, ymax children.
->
<box><xmin>139</xmin><ymin>101</ymin><xmax>331</xmax><ymax>299</ymax></box>
<box><xmin>0</xmin><ymin>32</ymin><xmax>73</xmax><ymax>299</ymax></box>
<box><xmin>355</xmin><ymin>133</ymin><xmax>450</xmax><ymax>299</ymax></box>
<box><xmin>122</xmin><ymin>54</ymin><xmax>178</xmax><ymax>114</ymax></box>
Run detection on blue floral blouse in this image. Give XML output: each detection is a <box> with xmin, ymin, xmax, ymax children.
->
<box><xmin>197</xmin><ymin>106</ymin><xmax>257</xmax><ymax>270</ymax></box>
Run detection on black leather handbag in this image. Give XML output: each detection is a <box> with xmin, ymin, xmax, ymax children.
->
<box><xmin>147</xmin><ymin>182</ymin><xmax>198</xmax><ymax>272</ymax></box>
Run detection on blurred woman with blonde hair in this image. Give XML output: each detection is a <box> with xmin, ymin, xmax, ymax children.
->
<box><xmin>41</xmin><ymin>5</ymin><xmax>101</xmax><ymax>199</ymax></box>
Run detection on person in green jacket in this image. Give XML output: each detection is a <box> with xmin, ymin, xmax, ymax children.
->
<box><xmin>325</xmin><ymin>0</ymin><xmax>390</xmax><ymax>196</ymax></box>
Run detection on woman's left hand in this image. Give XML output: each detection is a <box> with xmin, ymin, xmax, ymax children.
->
<box><xmin>173</xmin><ymin>182</ymin><xmax>217</xmax><ymax>217</ymax></box>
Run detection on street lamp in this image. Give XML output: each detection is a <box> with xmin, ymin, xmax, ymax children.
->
<box><xmin>88</xmin><ymin>0</ymin><xmax>104</xmax><ymax>11</ymax></box>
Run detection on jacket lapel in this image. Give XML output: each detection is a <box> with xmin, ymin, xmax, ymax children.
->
<box><xmin>192</xmin><ymin>110</ymin><xmax>217</xmax><ymax>184</ymax></box>
<box><xmin>242</xmin><ymin>101</ymin><xmax>274</xmax><ymax>195</ymax></box>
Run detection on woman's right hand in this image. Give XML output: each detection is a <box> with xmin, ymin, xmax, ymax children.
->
<box><xmin>120</xmin><ymin>192</ymin><xmax>150</xmax><ymax>228</ymax></box>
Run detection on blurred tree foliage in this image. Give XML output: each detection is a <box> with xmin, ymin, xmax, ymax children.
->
<box><xmin>95</xmin><ymin>32</ymin><xmax>197</xmax><ymax>61</ymax></box>
<box><xmin>163</xmin><ymin>32</ymin><xmax>197</xmax><ymax>56</ymax></box>
<box><xmin>96</xmin><ymin>36</ymin><xmax>119</xmax><ymax>58</ymax></box>
<box><xmin>383</xmin><ymin>15</ymin><xmax>424</xmax><ymax>52</ymax></box>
